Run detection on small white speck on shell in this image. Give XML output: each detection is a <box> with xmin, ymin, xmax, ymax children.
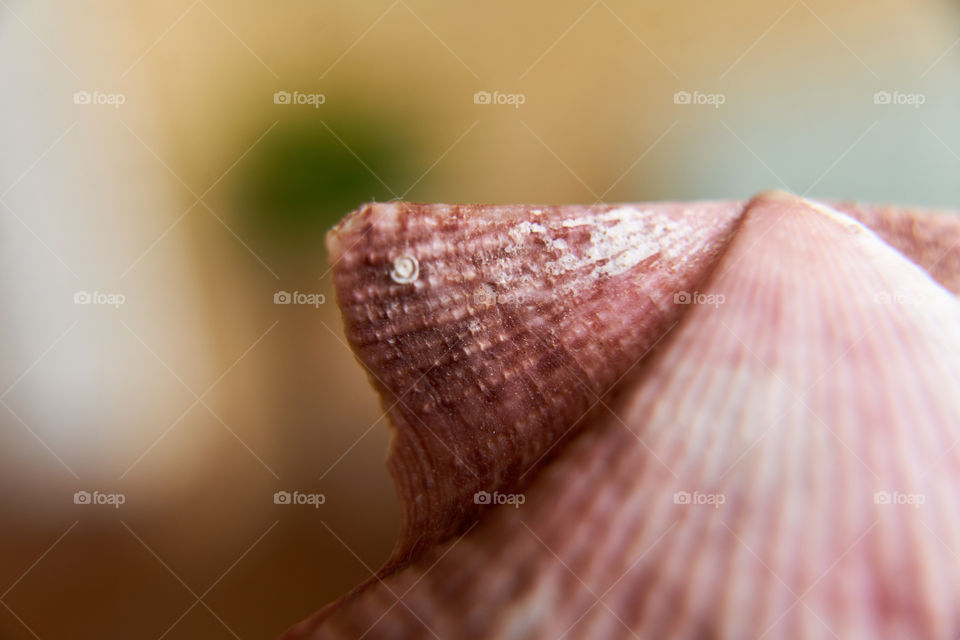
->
<box><xmin>390</xmin><ymin>255</ymin><xmax>420</xmax><ymax>284</ymax></box>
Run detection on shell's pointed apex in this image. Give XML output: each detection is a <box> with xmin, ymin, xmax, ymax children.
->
<box><xmin>325</xmin><ymin>202</ymin><xmax>385</xmax><ymax>265</ymax></box>
<box><xmin>744</xmin><ymin>191</ymin><xmax>871</xmax><ymax>233</ymax></box>
<box><xmin>325</xmin><ymin>203</ymin><xmax>363</xmax><ymax>264</ymax></box>
<box><xmin>327</xmin><ymin>200</ymin><xmax>747</xmax><ymax>568</ymax></box>
<box><xmin>750</xmin><ymin>188</ymin><xmax>798</xmax><ymax>200</ymax></box>
<box><xmin>326</xmin><ymin>201</ymin><xmax>444</xmax><ymax>266</ymax></box>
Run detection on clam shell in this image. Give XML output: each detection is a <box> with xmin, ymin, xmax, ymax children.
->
<box><xmin>288</xmin><ymin>192</ymin><xmax>960</xmax><ymax>639</ymax></box>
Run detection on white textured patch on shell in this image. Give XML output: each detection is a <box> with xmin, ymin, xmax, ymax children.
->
<box><xmin>390</xmin><ymin>255</ymin><xmax>420</xmax><ymax>284</ymax></box>
<box><xmin>505</xmin><ymin>207</ymin><xmax>667</xmax><ymax>282</ymax></box>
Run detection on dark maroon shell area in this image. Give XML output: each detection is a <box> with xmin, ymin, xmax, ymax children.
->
<box><xmin>327</xmin><ymin>201</ymin><xmax>746</xmax><ymax>565</ymax></box>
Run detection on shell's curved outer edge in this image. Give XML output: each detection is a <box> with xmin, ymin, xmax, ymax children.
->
<box><xmin>285</xmin><ymin>192</ymin><xmax>960</xmax><ymax>640</ymax></box>
<box><xmin>325</xmin><ymin>199</ymin><xmax>749</xmax><ymax>572</ymax></box>
<box><xmin>825</xmin><ymin>199</ymin><xmax>960</xmax><ymax>294</ymax></box>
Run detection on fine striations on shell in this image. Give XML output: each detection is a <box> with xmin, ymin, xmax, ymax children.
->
<box><xmin>286</xmin><ymin>192</ymin><xmax>960</xmax><ymax>640</ymax></box>
<box><xmin>326</xmin><ymin>200</ymin><xmax>746</xmax><ymax>566</ymax></box>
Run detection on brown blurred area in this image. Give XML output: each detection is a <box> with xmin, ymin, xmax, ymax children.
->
<box><xmin>0</xmin><ymin>1</ymin><xmax>958</xmax><ymax>638</ymax></box>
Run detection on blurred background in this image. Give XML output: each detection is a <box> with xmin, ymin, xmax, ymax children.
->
<box><xmin>0</xmin><ymin>0</ymin><xmax>958</xmax><ymax>637</ymax></box>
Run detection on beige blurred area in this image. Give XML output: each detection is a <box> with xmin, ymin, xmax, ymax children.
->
<box><xmin>1</xmin><ymin>0</ymin><xmax>958</xmax><ymax>638</ymax></box>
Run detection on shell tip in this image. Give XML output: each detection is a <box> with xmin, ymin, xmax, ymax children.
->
<box><xmin>326</xmin><ymin>202</ymin><xmax>376</xmax><ymax>265</ymax></box>
<box><xmin>750</xmin><ymin>189</ymin><xmax>798</xmax><ymax>203</ymax></box>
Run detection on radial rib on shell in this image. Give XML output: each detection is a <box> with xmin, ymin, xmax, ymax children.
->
<box><xmin>287</xmin><ymin>191</ymin><xmax>960</xmax><ymax>640</ymax></box>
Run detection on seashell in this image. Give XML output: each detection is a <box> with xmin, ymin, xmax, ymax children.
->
<box><xmin>324</xmin><ymin>199</ymin><xmax>747</xmax><ymax>566</ymax></box>
<box><xmin>285</xmin><ymin>192</ymin><xmax>960</xmax><ymax>639</ymax></box>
